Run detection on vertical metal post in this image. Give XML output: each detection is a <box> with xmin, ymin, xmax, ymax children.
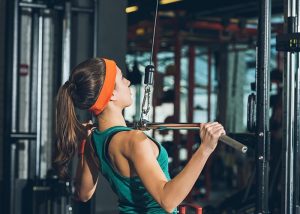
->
<box><xmin>4</xmin><ymin>0</ymin><xmax>20</xmax><ymax>213</ymax></box>
<box><xmin>231</xmin><ymin>49</ymin><xmax>238</xmax><ymax>131</ymax></box>
<box><xmin>216</xmin><ymin>45</ymin><xmax>229</xmax><ymax>129</ymax></box>
<box><xmin>256</xmin><ymin>0</ymin><xmax>271</xmax><ymax>213</ymax></box>
<box><xmin>30</xmin><ymin>10</ymin><xmax>46</xmax><ymax>179</ymax></box>
<box><xmin>29</xmin><ymin>11</ymin><xmax>39</xmax><ymax>179</ymax></box>
<box><xmin>36</xmin><ymin>13</ymin><xmax>44</xmax><ymax>178</ymax></box>
<box><xmin>173</xmin><ymin>25</ymin><xmax>181</xmax><ymax>166</ymax></box>
<box><xmin>282</xmin><ymin>0</ymin><xmax>296</xmax><ymax>212</ymax></box>
<box><xmin>11</xmin><ymin>0</ymin><xmax>20</xmax><ymax>133</ymax></box>
<box><xmin>207</xmin><ymin>48</ymin><xmax>212</xmax><ymax>122</ymax></box>
<box><xmin>61</xmin><ymin>1</ymin><xmax>72</xmax><ymax>83</ymax></box>
<box><xmin>174</xmin><ymin>31</ymin><xmax>181</xmax><ymax>124</ymax></box>
<box><xmin>206</xmin><ymin>48</ymin><xmax>212</xmax><ymax>200</ymax></box>
<box><xmin>187</xmin><ymin>45</ymin><xmax>195</xmax><ymax>158</ymax></box>
<box><xmin>294</xmin><ymin>55</ymin><xmax>300</xmax><ymax>211</ymax></box>
<box><xmin>10</xmin><ymin>144</ymin><xmax>17</xmax><ymax>214</ymax></box>
<box><xmin>295</xmin><ymin>0</ymin><xmax>300</xmax><ymax>212</ymax></box>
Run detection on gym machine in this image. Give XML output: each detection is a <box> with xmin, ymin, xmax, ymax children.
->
<box><xmin>131</xmin><ymin>0</ymin><xmax>271</xmax><ymax>213</ymax></box>
<box><xmin>276</xmin><ymin>0</ymin><xmax>300</xmax><ymax>212</ymax></box>
<box><xmin>3</xmin><ymin>0</ymin><xmax>98</xmax><ymax>213</ymax></box>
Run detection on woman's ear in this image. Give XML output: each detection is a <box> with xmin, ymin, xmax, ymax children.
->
<box><xmin>110</xmin><ymin>89</ymin><xmax>118</xmax><ymax>101</ymax></box>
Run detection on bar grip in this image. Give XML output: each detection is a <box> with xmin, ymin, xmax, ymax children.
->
<box><xmin>128</xmin><ymin>122</ymin><xmax>248</xmax><ymax>153</ymax></box>
<box><xmin>219</xmin><ymin>135</ymin><xmax>248</xmax><ymax>153</ymax></box>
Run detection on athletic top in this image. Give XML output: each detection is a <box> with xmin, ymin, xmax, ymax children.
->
<box><xmin>92</xmin><ymin>126</ymin><xmax>177</xmax><ymax>213</ymax></box>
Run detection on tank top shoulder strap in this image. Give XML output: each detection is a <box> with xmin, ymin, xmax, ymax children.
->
<box><xmin>91</xmin><ymin>126</ymin><xmax>133</xmax><ymax>173</ymax></box>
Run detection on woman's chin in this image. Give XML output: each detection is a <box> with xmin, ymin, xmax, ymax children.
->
<box><xmin>125</xmin><ymin>102</ymin><xmax>133</xmax><ymax>108</ymax></box>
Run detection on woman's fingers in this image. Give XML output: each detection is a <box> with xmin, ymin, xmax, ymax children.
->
<box><xmin>82</xmin><ymin>120</ymin><xmax>93</xmax><ymax>126</ymax></box>
<box><xmin>82</xmin><ymin>120</ymin><xmax>95</xmax><ymax>136</ymax></box>
<box><xmin>212</xmin><ymin>126</ymin><xmax>226</xmax><ymax>136</ymax></box>
<box><xmin>199</xmin><ymin>122</ymin><xmax>226</xmax><ymax>153</ymax></box>
<box><xmin>201</xmin><ymin>123</ymin><xmax>222</xmax><ymax>135</ymax></box>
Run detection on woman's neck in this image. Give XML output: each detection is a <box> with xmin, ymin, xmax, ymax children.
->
<box><xmin>97</xmin><ymin>107</ymin><xmax>127</xmax><ymax>131</ymax></box>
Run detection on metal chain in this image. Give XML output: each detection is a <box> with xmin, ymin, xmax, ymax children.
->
<box><xmin>141</xmin><ymin>85</ymin><xmax>151</xmax><ymax>117</ymax></box>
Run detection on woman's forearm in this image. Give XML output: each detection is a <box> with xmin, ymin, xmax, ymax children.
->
<box><xmin>75</xmin><ymin>157</ymin><xmax>99</xmax><ymax>202</ymax></box>
<box><xmin>161</xmin><ymin>146</ymin><xmax>211</xmax><ymax>211</ymax></box>
<box><xmin>159</xmin><ymin>122</ymin><xmax>224</xmax><ymax>211</ymax></box>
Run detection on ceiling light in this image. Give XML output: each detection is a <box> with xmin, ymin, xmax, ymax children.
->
<box><xmin>159</xmin><ymin>11</ymin><xmax>176</xmax><ymax>17</ymax></box>
<box><xmin>160</xmin><ymin>0</ymin><xmax>182</xmax><ymax>5</ymax></box>
<box><xmin>126</xmin><ymin>6</ymin><xmax>138</xmax><ymax>13</ymax></box>
<box><xmin>136</xmin><ymin>28</ymin><xmax>145</xmax><ymax>35</ymax></box>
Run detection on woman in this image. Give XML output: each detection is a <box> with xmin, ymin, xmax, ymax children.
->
<box><xmin>54</xmin><ymin>58</ymin><xmax>225</xmax><ymax>213</ymax></box>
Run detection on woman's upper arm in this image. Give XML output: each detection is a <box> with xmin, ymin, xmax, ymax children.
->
<box><xmin>128</xmin><ymin>132</ymin><xmax>168</xmax><ymax>206</ymax></box>
<box><xmin>75</xmin><ymin>137</ymin><xmax>99</xmax><ymax>202</ymax></box>
<box><xmin>85</xmin><ymin>136</ymin><xmax>100</xmax><ymax>180</ymax></box>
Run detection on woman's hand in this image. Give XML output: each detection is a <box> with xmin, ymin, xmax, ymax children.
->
<box><xmin>80</xmin><ymin>120</ymin><xmax>99</xmax><ymax>168</ymax></box>
<box><xmin>82</xmin><ymin>120</ymin><xmax>95</xmax><ymax>136</ymax></box>
<box><xmin>199</xmin><ymin>122</ymin><xmax>226</xmax><ymax>154</ymax></box>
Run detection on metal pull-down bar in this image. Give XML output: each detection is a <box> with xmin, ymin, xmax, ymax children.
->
<box><xmin>133</xmin><ymin>122</ymin><xmax>248</xmax><ymax>153</ymax></box>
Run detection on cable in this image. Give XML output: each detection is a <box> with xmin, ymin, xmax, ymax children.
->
<box><xmin>150</xmin><ymin>0</ymin><xmax>159</xmax><ymax>65</ymax></box>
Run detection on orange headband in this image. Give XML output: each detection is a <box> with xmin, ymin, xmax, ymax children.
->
<box><xmin>89</xmin><ymin>58</ymin><xmax>117</xmax><ymax>115</ymax></box>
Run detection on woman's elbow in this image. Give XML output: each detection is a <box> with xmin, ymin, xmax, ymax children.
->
<box><xmin>161</xmin><ymin>200</ymin><xmax>177</xmax><ymax>213</ymax></box>
<box><xmin>163</xmin><ymin>207</ymin><xmax>176</xmax><ymax>214</ymax></box>
<box><xmin>161</xmin><ymin>205</ymin><xmax>176</xmax><ymax>214</ymax></box>
<box><xmin>75</xmin><ymin>182</ymin><xmax>98</xmax><ymax>202</ymax></box>
<box><xmin>79</xmin><ymin>196</ymin><xmax>91</xmax><ymax>203</ymax></box>
<box><xmin>76</xmin><ymin>191</ymin><xmax>94</xmax><ymax>202</ymax></box>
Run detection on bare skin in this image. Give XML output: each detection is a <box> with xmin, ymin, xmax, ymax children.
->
<box><xmin>74</xmin><ymin>67</ymin><xmax>225</xmax><ymax>213</ymax></box>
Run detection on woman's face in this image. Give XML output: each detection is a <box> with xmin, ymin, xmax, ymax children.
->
<box><xmin>113</xmin><ymin>67</ymin><xmax>133</xmax><ymax>108</ymax></box>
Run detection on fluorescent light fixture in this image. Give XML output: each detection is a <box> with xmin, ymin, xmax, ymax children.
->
<box><xmin>136</xmin><ymin>28</ymin><xmax>145</xmax><ymax>35</ymax></box>
<box><xmin>160</xmin><ymin>0</ymin><xmax>182</xmax><ymax>5</ymax></box>
<box><xmin>126</xmin><ymin>6</ymin><xmax>138</xmax><ymax>13</ymax></box>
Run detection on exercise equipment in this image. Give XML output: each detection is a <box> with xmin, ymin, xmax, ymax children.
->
<box><xmin>132</xmin><ymin>62</ymin><xmax>248</xmax><ymax>153</ymax></box>
<box><xmin>3</xmin><ymin>1</ymin><xmax>99</xmax><ymax>213</ymax></box>
<box><xmin>128</xmin><ymin>0</ymin><xmax>248</xmax><ymax>154</ymax></box>
<box><xmin>178</xmin><ymin>203</ymin><xmax>203</xmax><ymax>214</ymax></box>
<box><xmin>276</xmin><ymin>0</ymin><xmax>300</xmax><ymax>212</ymax></box>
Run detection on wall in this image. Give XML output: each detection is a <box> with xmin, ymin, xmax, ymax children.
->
<box><xmin>0</xmin><ymin>0</ymin><xmax>6</xmax><ymax>181</ymax></box>
<box><xmin>97</xmin><ymin>0</ymin><xmax>127</xmax><ymax>72</ymax></box>
<box><xmin>0</xmin><ymin>0</ymin><xmax>6</xmax><ymax>208</ymax></box>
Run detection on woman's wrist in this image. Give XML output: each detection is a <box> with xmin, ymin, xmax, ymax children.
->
<box><xmin>197</xmin><ymin>144</ymin><xmax>214</xmax><ymax>158</ymax></box>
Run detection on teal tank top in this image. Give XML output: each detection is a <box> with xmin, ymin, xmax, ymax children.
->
<box><xmin>92</xmin><ymin>126</ymin><xmax>177</xmax><ymax>214</ymax></box>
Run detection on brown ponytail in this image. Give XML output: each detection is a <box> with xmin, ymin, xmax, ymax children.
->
<box><xmin>53</xmin><ymin>58</ymin><xmax>106</xmax><ymax>179</ymax></box>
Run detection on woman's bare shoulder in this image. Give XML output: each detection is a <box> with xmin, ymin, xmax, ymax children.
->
<box><xmin>117</xmin><ymin>130</ymin><xmax>155</xmax><ymax>158</ymax></box>
<box><xmin>115</xmin><ymin>129</ymin><xmax>147</xmax><ymax>141</ymax></box>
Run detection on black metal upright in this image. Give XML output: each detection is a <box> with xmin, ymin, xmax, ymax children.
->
<box><xmin>3</xmin><ymin>0</ymin><xmax>98</xmax><ymax>213</ymax></box>
<box><xmin>282</xmin><ymin>0</ymin><xmax>297</xmax><ymax>213</ymax></box>
<box><xmin>293</xmin><ymin>0</ymin><xmax>300</xmax><ymax>213</ymax></box>
<box><xmin>3</xmin><ymin>0</ymin><xmax>20</xmax><ymax>213</ymax></box>
<box><xmin>256</xmin><ymin>0</ymin><xmax>271</xmax><ymax>213</ymax></box>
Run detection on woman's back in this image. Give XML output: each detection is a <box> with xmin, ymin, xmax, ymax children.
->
<box><xmin>92</xmin><ymin>126</ymin><xmax>174</xmax><ymax>213</ymax></box>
